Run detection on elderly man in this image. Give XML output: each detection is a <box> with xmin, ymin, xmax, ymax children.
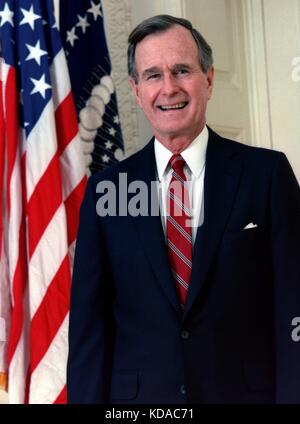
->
<box><xmin>67</xmin><ymin>15</ymin><xmax>300</xmax><ymax>404</ymax></box>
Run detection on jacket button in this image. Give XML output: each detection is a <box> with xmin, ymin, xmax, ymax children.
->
<box><xmin>180</xmin><ymin>384</ymin><xmax>186</xmax><ymax>395</ymax></box>
<box><xmin>181</xmin><ymin>330</ymin><xmax>190</xmax><ymax>339</ymax></box>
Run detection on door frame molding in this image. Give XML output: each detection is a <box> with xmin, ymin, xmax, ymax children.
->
<box><xmin>241</xmin><ymin>0</ymin><xmax>273</xmax><ymax>148</ymax></box>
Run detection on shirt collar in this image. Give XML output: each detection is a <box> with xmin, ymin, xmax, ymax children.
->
<box><xmin>154</xmin><ymin>125</ymin><xmax>208</xmax><ymax>180</ymax></box>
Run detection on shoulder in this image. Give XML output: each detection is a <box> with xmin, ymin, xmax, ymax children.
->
<box><xmin>209</xmin><ymin>127</ymin><xmax>286</xmax><ymax>170</ymax></box>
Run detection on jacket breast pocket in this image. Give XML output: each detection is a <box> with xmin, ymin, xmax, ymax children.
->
<box><xmin>222</xmin><ymin>226</ymin><xmax>266</xmax><ymax>246</ymax></box>
<box><xmin>110</xmin><ymin>371</ymin><xmax>139</xmax><ymax>401</ymax></box>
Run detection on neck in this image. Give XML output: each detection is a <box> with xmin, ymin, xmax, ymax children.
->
<box><xmin>154</xmin><ymin>125</ymin><xmax>206</xmax><ymax>154</ymax></box>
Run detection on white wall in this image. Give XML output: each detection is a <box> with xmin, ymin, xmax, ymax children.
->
<box><xmin>263</xmin><ymin>0</ymin><xmax>300</xmax><ymax>182</ymax></box>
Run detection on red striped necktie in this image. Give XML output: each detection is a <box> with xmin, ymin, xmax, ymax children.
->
<box><xmin>166</xmin><ymin>154</ymin><xmax>193</xmax><ymax>307</ymax></box>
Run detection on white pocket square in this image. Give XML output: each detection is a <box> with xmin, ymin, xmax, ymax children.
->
<box><xmin>243</xmin><ymin>222</ymin><xmax>258</xmax><ymax>230</ymax></box>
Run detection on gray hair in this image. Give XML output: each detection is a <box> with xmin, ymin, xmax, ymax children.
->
<box><xmin>128</xmin><ymin>14</ymin><xmax>213</xmax><ymax>83</ymax></box>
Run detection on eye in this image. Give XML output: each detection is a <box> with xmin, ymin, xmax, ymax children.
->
<box><xmin>147</xmin><ymin>73</ymin><xmax>160</xmax><ymax>80</ymax></box>
<box><xmin>176</xmin><ymin>68</ymin><xmax>189</xmax><ymax>75</ymax></box>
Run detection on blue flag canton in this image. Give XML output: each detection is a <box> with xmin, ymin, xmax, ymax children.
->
<box><xmin>0</xmin><ymin>0</ymin><xmax>62</xmax><ymax>137</ymax></box>
<box><xmin>60</xmin><ymin>0</ymin><xmax>124</xmax><ymax>174</ymax></box>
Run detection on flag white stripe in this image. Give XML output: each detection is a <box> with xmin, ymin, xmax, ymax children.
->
<box><xmin>26</xmin><ymin>47</ymin><xmax>73</xmax><ymax>202</ymax></box>
<box><xmin>7</xmin><ymin>152</ymin><xmax>23</xmax><ymax>302</ymax></box>
<box><xmin>26</xmin><ymin>101</ymin><xmax>57</xmax><ymax>201</ymax></box>
<box><xmin>8</xmin><ymin>285</ymin><xmax>30</xmax><ymax>404</ymax></box>
<box><xmin>0</xmin><ymin>59</ymin><xmax>10</xmax><ymax>115</ymax></box>
<box><xmin>50</xmin><ymin>49</ymin><xmax>71</xmax><ymax>110</ymax></box>
<box><xmin>60</xmin><ymin>135</ymin><xmax>86</xmax><ymax>201</ymax></box>
<box><xmin>29</xmin><ymin>205</ymin><xmax>69</xmax><ymax>319</ymax></box>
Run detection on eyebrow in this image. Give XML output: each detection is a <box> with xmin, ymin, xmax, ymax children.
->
<box><xmin>141</xmin><ymin>67</ymin><xmax>161</xmax><ymax>79</ymax></box>
<box><xmin>172</xmin><ymin>63</ymin><xmax>193</xmax><ymax>71</ymax></box>
<box><xmin>141</xmin><ymin>63</ymin><xmax>193</xmax><ymax>79</ymax></box>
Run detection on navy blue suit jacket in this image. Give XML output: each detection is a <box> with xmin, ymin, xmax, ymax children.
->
<box><xmin>67</xmin><ymin>128</ymin><xmax>300</xmax><ymax>403</ymax></box>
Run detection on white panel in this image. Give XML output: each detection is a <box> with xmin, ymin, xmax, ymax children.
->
<box><xmin>131</xmin><ymin>0</ymin><xmax>183</xmax><ymax>25</ymax></box>
<box><xmin>263</xmin><ymin>0</ymin><xmax>300</xmax><ymax>182</ymax></box>
<box><xmin>210</xmin><ymin>124</ymin><xmax>245</xmax><ymax>141</ymax></box>
<box><xmin>183</xmin><ymin>0</ymin><xmax>251</xmax><ymax>143</ymax></box>
<box><xmin>184</xmin><ymin>0</ymin><xmax>243</xmax><ymax>89</ymax></box>
<box><xmin>185</xmin><ymin>0</ymin><xmax>231</xmax><ymax>72</ymax></box>
<box><xmin>241</xmin><ymin>0</ymin><xmax>272</xmax><ymax>148</ymax></box>
<box><xmin>155</xmin><ymin>0</ymin><xmax>184</xmax><ymax>16</ymax></box>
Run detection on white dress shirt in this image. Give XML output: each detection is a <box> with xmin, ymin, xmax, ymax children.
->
<box><xmin>154</xmin><ymin>125</ymin><xmax>208</xmax><ymax>245</ymax></box>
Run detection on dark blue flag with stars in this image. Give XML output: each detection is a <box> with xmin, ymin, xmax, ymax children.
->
<box><xmin>59</xmin><ymin>0</ymin><xmax>124</xmax><ymax>174</ymax></box>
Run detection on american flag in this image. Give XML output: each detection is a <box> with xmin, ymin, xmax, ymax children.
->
<box><xmin>0</xmin><ymin>0</ymin><xmax>86</xmax><ymax>403</ymax></box>
<box><xmin>59</xmin><ymin>0</ymin><xmax>125</xmax><ymax>174</ymax></box>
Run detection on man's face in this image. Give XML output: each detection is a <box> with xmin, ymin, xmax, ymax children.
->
<box><xmin>130</xmin><ymin>25</ymin><xmax>214</xmax><ymax>145</ymax></box>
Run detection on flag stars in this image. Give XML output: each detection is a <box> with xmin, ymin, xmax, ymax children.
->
<box><xmin>25</xmin><ymin>40</ymin><xmax>47</xmax><ymax>65</ymax></box>
<box><xmin>113</xmin><ymin>115</ymin><xmax>120</xmax><ymax>124</ymax></box>
<box><xmin>0</xmin><ymin>3</ymin><xmax>14</xmax><ymax>27</ymax></box>
<box><xmin>108</xmin><ymin>127</ymin><xmax>116</xmax><ymax>137</ymax></box>
<box><xmin>101</xmin><ymin>154</ymin><xmax>110</xmax><ymax>164</ymax></box>
<box><xmin>88</xmin><ymin>1</ymin><xmax>102</xmax><ymax>21</ymax></box>
<box><xmin>30</xmin><ymin>74</ymin><xmax>51</xmax><ymax>99</ymax></box>
<box><xmin>105</xmin><ymin>140</ymin><xmax>113</xmax><ymax>150</ymax></box>
<box><xmin>20</xmin><ymin>5</ymin><xmax>41</xmax><ymax>31</ymax></box>
<box><xmin>76</xmin><ymin>14</ymin><xmax>90</xmax><ymax>33</ymax></box>
<box><xmin>66</xmin><ymin>27</ymin><xmax>79</xmax><ymax>47</ymax></box>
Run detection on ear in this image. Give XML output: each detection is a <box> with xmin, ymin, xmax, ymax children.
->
<box><xmin>129</xmin><ymin>77</ymin><xmax>142</xmax><ymax>108</ymax></box>
<box><xmin>206</xmin><ymin>66</ymin><xmax>214</xmax><ymax>100</ymax></box>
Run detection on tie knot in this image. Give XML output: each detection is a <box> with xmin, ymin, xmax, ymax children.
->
<box><xmin>170</xmin><ymin>154</ymin><xmax>185</xmax><ymax>173</ymax></box>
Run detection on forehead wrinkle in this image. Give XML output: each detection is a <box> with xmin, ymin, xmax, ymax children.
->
<box><xmin>141</xmin><ymin>63</ymin><xmax>193</xmax><ymax>79</ymax></box>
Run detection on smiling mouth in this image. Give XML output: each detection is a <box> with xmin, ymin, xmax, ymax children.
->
<box><xmin>158</xmin><ymin>102</ymin><xmax>188</xmax><ymax>111</ymax></box>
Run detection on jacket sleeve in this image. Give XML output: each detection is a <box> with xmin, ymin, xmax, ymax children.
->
<box><xmin>67</xmin><ymin>176</ymin><xmax>115</xmax><ymax>404</ymax></box>
<box><xmin>270</xmin><ymin>153</ymin><xmax>300</xmax><ymax>403</ymax></box>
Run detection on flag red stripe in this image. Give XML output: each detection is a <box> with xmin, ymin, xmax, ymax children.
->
<box><xmin>29</xmin><ymin>255</ymin><xmax>71</xmax><ymax>372</ymax></box>
<box><xmin>55</xmin><ymin>93</ymin><xmax>79</xmax><ymax>155</ymax></box>
<box><xmin>5</xmin><ymin>65</ymin><xmax>28</xmax><ymax>368</ymax></box>
<box><xmin>5</xmin><ymin>68</ymin><xmax>18</xmax><ymax>219</ymax></box>
<box><xmin>65</xmin><ymin>177</ymin><xmax>86</xmax><ymax>245</ymax></box>
<box><xmin>27</xmin><ymin>153</ymin><xmax>62</xmax><ymax>258</ymax></box>
<box><xmin>54</xmin><ymin>385</ymin><xmax>67</xmax><ymax>404</ymax></box>
<box><xmin>0</xmin><ymin>79</ymin><xmax>5</xmax><ymax>257</ymax></box>
<box><xmin>7</xmin><ymin>221</ymin><xmax>28</xmax><ymax>364</ymax></box>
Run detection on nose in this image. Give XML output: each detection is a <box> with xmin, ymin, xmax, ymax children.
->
<box><xmin>161</xmin><ymin>72</ymin><xmax>180</xmax><ymax>96</ymax></box>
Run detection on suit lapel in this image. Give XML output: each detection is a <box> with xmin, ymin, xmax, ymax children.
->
<box><xmin>129</xmin><ymin>140</ymin><xmax>182</xmax><ymax>316</ymax></box>
<box><xmin>183</xmin><ymin>129</ymin><xmax>243</xmax><ymax>320</ymax></box>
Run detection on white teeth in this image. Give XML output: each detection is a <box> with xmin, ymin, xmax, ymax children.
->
<box><xmin>160</xmin><ymin>102</ymin><xmax>186</xmax><ymax>110</ymax></box>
